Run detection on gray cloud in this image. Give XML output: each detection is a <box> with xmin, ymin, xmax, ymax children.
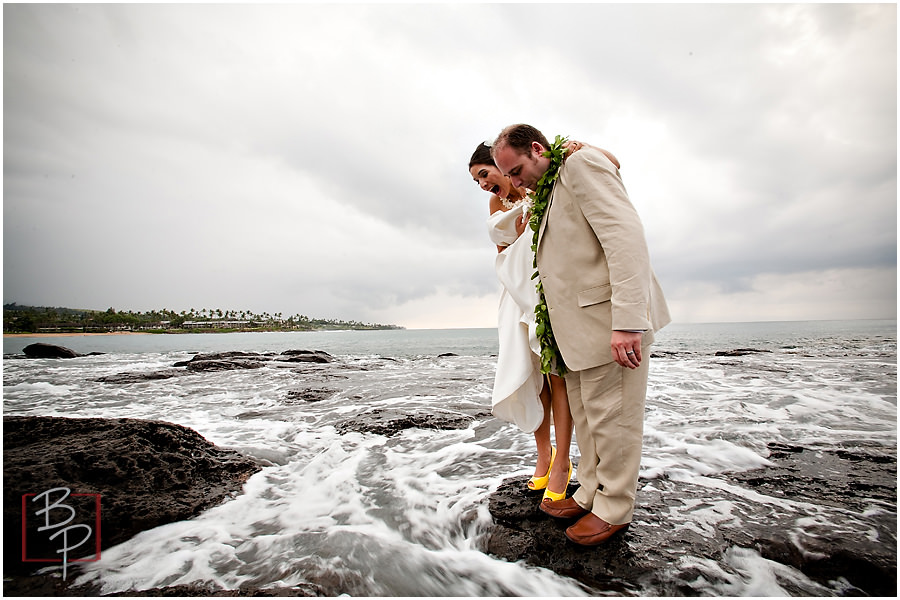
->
<box><xmin>3</xmin><ymin>4</ymin><xmax>895</xmax><ymax>326</ymax></box>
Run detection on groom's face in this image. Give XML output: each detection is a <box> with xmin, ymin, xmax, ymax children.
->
<box><xmin>493</xmin><ymin>142</ymin><xmax>550</xmax><ymax>191</ymax></box>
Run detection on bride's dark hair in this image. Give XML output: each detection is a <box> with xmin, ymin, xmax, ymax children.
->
<box><xmin>468</xmin><ymin>143</ymin><xmax>495</xmax><ymax>170</ymax></box>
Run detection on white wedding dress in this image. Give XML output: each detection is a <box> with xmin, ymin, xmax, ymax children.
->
<box><xmin>487</xmin><ymin>204</ymin><xmax>545</xmax><ymax>433</ymax></box>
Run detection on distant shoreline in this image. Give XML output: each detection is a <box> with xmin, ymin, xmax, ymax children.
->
<box><xmin>3</xmin><ymin>331</ymin><xmax>151</xmax><ymax>338</ymax></box>
<box><xmin>3</xmin><ymin>328</ymin><xmax>405</xmax><ymax>338</ymax></box>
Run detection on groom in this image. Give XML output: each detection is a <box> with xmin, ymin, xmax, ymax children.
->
<box><xmin>492</xmin><ymin>124</ymin><xmax>670</xmax><ymax>546</ymax></box>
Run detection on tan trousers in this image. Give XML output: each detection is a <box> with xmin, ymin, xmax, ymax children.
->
<box><xmin>565</xmin><ymin>354</ymin><xmax>649</xmax><ymax>525</ymax></box>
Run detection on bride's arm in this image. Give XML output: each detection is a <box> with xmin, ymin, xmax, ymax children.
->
<box><xmin>598</xmin><ymin>147</ymin><xmax>621</xmax><ymax>169</ymax></box>
<box><xmin>489</xmin><ymin>194</ymin><xmax>509</xmax><ymax>253</ymax></box>
<box><xmin>563</xmin><ymin>140</ymin><xmax>621</xmax><ymax>169</ymax></box>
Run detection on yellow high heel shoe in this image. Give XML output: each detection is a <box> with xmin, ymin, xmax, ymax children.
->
<box><xmin>527</xmin><ymin>446</ymin><xmax>556</xmax><ymax>491</ymax></box>
<box><xmin>542</xmin><ymin>458</ymin><xmax>573</xmax><ymax>502</ymax></box>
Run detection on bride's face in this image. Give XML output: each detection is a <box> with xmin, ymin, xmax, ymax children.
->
<box><xmin>469</xmin><ymin>163</ymin><xmax>511</xmax><ymax>198</ymax></box>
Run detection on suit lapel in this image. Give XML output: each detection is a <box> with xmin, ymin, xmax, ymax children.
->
<box><xmin>536</xmin><ymin>173</ymin><xmax>560</xmax><ymax>248</ymax></box>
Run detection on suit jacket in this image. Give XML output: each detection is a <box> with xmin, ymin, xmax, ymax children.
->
<box><xmin>536</xmin><ymin>146</ymin><xmax>671</xmax><ymax>371</ymax></box>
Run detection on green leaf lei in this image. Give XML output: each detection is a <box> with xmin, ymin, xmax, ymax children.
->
<box><xmin>527</xmin><ymin>135</ymin><xmax>569</xmax><ymax>376</ymax></box>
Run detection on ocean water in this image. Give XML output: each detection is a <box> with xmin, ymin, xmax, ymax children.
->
<box><xmin>3</xmin><ymin>320</ymin><xmax>896</xmax><ymax>595</ymax></box>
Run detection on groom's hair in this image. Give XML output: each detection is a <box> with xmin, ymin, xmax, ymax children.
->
<box><xmin>492</xmin><ymin>124</ymin><xmax>550</xmax><ymax>156</ymax></box>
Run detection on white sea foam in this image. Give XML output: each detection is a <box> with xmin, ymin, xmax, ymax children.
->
<box><xmin>4</xmin><ymin>380</ymin><xmax>71</xmax><ymax>396</ymax></box>
<box><xmin>678</xmin><ymin>546</ymin><xmax>835</xmax><ymax>596</ymax></box>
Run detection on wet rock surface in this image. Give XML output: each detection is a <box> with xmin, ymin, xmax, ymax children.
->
<box><xmin>482</xmin><ymin>443</ymin><xmax>896</xmax><ymax>596</ymax></box>
<box><xmin>22</xmin><ymin>343</ymin><xmax>103</xmax><ymax>359</ymax></box>
<box><xmin>278</xmin><ymin>350</ymin><xmax>334</xmax><ymax>363</ymax></box>
<box><xmin>284</xmin><ymin>387</ymin><xmax>336</xmax><ymax>403</ymax></box>
<box><xmin>92</xmin><ymin>350</ymin><xmax>336</xmax><ymax>383</ymax></box>
<box><xmin>96</xmin><ymin>369</ymin><xmax>187</xmax><ymax>383</ymax></box>
<box><xmin>335</xmin><ymin>408</ymin><xmax>482</xmax><ymax>436</ymax></box>
<box><xmin>8</xmin><ymin>576</ymin><xmax>322</xmax><ymax>597</ymax></box>
<box><xmin>3</xmin><ymin>416</ymin><xmax>263</xmax><ymax>595</ymax></box>
<box><xmin>729</xmin><ymin>443</ymin><xmax>896</xmax><ymax>596</ymax></box>
<box><xmin>103</xmin><ymin>583</ymin><xmax>323</xmax><ymax>596</ymax></box>
<box><xmin>183</xmin><ymin>358</ymin><xmax>268</xmax><ymax>372</ymax></box>
<box><xmin>171</xmin><ymin>350</ymin><xmax>333</xmax><ymax>368</ymax></box>
<box><xmin>714</xmin><ymin>348</ymin><xmax>773</xmax><ymax>357</ymax></box>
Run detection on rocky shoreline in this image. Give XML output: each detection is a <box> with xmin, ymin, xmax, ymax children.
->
<box><xmin>3</xmin><ymin>416</ymin><xmax>265</xmax><ymax>596</ymax></box>
<box><xmin>6</xmin><ymin>414</ymin><xmax>895</xmax><ymax>597</ymax></box>
<box><xmin>4</xmin><ymin>344</ymin><xmax>897</xmax><ymax>596</ymax></box>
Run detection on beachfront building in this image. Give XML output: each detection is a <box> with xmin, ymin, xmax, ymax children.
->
<box><xmin>181</xmin><ymin>320</ymin><xmax>252</xmax><ymax>329</ymax></box>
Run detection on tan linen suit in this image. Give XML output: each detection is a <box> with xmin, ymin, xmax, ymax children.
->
<box><xmin>536</xmin><ymin>146</ymin><xmax>670</xmax><ymax>525</ymax></box>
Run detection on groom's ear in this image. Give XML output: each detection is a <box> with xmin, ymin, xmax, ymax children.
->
<box><xmin>531</xmin><ymin>141</ymin><xmax>546</xmax><ymax>155</ymax></box>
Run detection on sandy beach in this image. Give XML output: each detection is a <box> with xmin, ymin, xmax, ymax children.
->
<box><xmin>3</xmin><ymin>331</ymin><xmax>150</xmax><ymax>338</ymax></box>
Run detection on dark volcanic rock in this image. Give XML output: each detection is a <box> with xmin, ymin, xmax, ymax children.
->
<box><xmin>96</xmin><ymin>350</ymin><xmax>336</xmax><ymax>384</ymax></box>
<box><xmin>173</xmin><ymin>351</ymin><xmax>272</xmax><ymax>369</ymax></box>
<box><xmin>169</xmin><ymin>350</ymin><xmax>333</xmax><ymax>369</ymax></box>
<box><xmin>484</xmin><ymin>478</ymin><xmax>648</xmax><ymax>594</ymax></box>
<box><xmin>3</xmin><ymin>416</ymin><xmax>263</xmax><ymax>586</ymax></box>
<box><xmin>103</xmin><ymin>582</ymin><xmax>323</xmax><ymax>596</ymax></box>
<box><xmin>285</xmin><ymin>387</ymin><xmax>335</xmax><ymax>403</ymax></box>
<box><xmin>730</xmin><ymin>444</ymin><xmax>897</xmax><ymax>596</ymax></box>
<box><xmin>649</xmin><ymin>350</ymin><xmax>689</xmax><ymax>359</ymax></box>
<box><xmin>10</xmin><ymin>577</ymin><xmax>322</xmax><ymax>597</ymax></box>
<box><xmin>483</xmin><ymin>444</ymin><xmax>896</xmax><ymax>596</ymax></box>
<box><xmin>185</xmin><ymin>351</ymin><xmax>273</xmax><ymax>361</ymax></box>
<box><xmin>183</xmin><ymin>359</ymin><xmax>267</xmax><ymax>372</ymax></box>
<box><xmin>279</xmin><ymin>350</ymin><xmax>333</xmax><ymax>363</ymax></box>
<box><xmin>714</xmin><ymin>348</ymin><xmax>773</xmax><ymax>357</ymax></box>
<box><xmin>22</xmin><ymin>343</ymin><xmax>80</xmax><ymax>358</ymax></box>
<box><xmin>335</xmin><ymin>408</ymin><xmax>474</xmax><ymax>436</ymax></box>
<box><xmin>96</xmin><ymin>369</ymin><xmax>187</xmax><ymax>384</ymax></box>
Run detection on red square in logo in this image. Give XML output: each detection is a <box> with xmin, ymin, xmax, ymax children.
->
<box><xmin>21</xmin><ymin>489</ymin><xmax>101</xmax><ymax>564</ymax></box>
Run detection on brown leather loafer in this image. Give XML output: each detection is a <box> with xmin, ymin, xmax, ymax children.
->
<box><xmin>565</xmin><ymin>513</ymin><xmax>629</xmax><ymax>546</ymax></box>
<box><xmin>539</xmin><ymin>497</ymin><xmax>590</xmax><ymax>519</ymax></box>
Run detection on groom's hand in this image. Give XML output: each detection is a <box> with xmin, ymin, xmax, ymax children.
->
<box><xmin>611</xmin><ymin>330</ymin><xmax>643</xmax><ymax>369</ymax></box>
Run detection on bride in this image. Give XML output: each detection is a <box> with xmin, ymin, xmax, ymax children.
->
<box><xmin>468</xmin><ymin>140</ymin><xmax>621</xmax><ymax>503</ymax></box>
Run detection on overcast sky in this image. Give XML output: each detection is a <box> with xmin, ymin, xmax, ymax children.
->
<box><xmin>4</xmin><ymin>3</ymin><xmax>896</xmax><ymax>329</ymax></box>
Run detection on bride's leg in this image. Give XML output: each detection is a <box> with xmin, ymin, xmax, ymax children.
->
<box><xmin>547</xmin><ymin>374</ymin><xmax>573</xmax><ymax>494</ymax></box>
<box><xmin>531</xmin><ymin>379</ymin><xmax>553</xmax><ymax>479</ymax></box>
